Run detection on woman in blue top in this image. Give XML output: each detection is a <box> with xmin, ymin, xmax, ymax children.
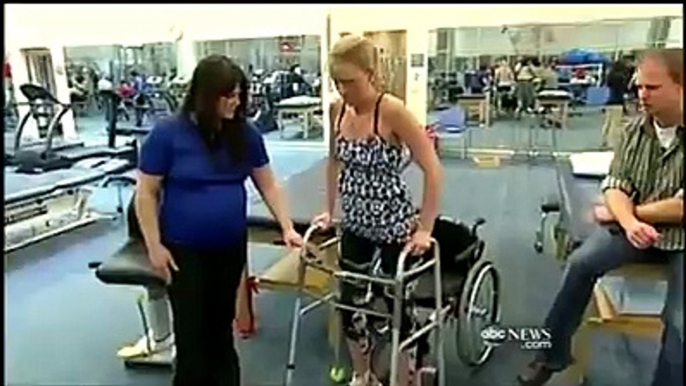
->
<box><xmin>135</xmin><ymin>55</ymin><xmax>302</xmax><ymax>386</ymax></box>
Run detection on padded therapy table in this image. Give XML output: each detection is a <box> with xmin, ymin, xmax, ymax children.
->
<box><xmin>275</xmin><ymin>96</ymin><xmax>322</xmax><ymax>140</ymax></box>
<box><xmin>4</xmin><ymin>158</ymin><xmax>134</xmax><ymax>253</ymax></box>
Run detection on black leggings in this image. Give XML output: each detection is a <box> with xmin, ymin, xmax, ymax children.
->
<box><xmin>339</xmin><ymin>231</ymin><xmax>411</xmax><ymax>339</ymax></box>
<box><xmin>165</xmin><ymin>237</ymin><xmax>247</xmax><ymax>386</ymax></box>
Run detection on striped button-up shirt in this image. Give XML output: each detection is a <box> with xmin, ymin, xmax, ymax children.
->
<box><xmin>601</xmin><ymin>114</ymin><xmax>684</xmax><ymax>251</ymax></box>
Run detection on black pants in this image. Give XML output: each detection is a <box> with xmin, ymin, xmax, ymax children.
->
<box><xmin>339</xmin><ymin>231</ymin><xmax>408</xmax><ymax>339</ymax></box>
<box><xmin>166</xmin><ymin>237</ymin><xmax>247</xmax><ymax>386</ymax></box>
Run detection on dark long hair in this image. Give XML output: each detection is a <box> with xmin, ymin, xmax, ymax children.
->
<box><xmin>181</xmin><ymin>55</ymin><xmax>249</xmax><ymax>165</ymax></box>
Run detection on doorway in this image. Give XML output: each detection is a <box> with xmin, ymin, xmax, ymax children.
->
<box><xmin>21</xmin><ymin>48</ymin><xmax>59</xmax><ymax>137</ymax></box>
<box><xmin>21</xmin><ymin>48</ymin><xmax>57</xmax><ymax>94</ymax></box>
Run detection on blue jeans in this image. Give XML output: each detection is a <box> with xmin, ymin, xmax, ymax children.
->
<box><xmin>537</xmin><ymin>227</ymin><xmax>683</xmax><ymax>386</ymax></box>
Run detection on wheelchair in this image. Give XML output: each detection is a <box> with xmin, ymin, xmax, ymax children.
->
<box><xmin>285</xmin><ymin>216</ymin><xmax>501</xmax><ymax>386</ymax></box>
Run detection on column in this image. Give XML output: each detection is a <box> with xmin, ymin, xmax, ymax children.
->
<box><xmin>176</xmin><ymin>33</ymin><xmax>197</xmax><ymax>79</ymax></box>
<box><xmin>405</xmin><ymin>27</ymin><xmax>429</xmax><ymax>126</ymax></box>
<box><xmin>50</xmin><ymin>44</ymin><xmax>77</xmax><ymax>140</ymax></box>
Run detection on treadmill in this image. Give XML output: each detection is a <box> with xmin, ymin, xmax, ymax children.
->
<box><xmin>114</xmin><ymin>87</ymin><xmax>178</xmax><ymax>137</ymax></box>
<box><xmin>5</xmin><ymin>84</ymin><xmax>84</xmax><ymax>163</ymax></box>
<box><xmin>9</xmin><ymin>85</ymin><xmax>137</xmax><ymax>174</ymax></box>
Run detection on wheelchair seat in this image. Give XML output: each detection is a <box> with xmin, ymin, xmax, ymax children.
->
<box><xmin>412</xmin><ymin>270</ymin><xmax>467</xmax><ymax>308</ymax></box>
<box><xmin>408</xmin><ymin>217</ymin><xmax>485</xmax><ymax>308</ymax></box>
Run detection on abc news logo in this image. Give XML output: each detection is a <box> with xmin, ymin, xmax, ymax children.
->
<box><xmin>481</xmin><ymin>325</ymin><xmax>552</xmax><ymax>349</ymax></box>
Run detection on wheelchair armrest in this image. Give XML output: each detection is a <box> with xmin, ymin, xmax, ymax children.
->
<box><xmin>541</xmin><ymin>194</ymin><xmax>561</xmax><ymax>213</ymax></box>
<box><xmin>471</xmin><ymin>217</ymin><xmax>486</xmax><ymax>237</ymax></box>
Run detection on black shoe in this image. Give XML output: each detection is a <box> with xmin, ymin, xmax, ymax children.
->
<box><xmin>516</xmin><ymin>360</ymin><xmax>554</xmax><ymax>386</ymax></box>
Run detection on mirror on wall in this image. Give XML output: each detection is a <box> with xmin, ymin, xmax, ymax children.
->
<box><xmin>196</xmin><ymin>35</ymin><xmax>323</xmax><ymax>144</ymax></box>
<box><xmin>427</xmin><ymin>16</ymin><xmax>683</xmax><ymax>156</ymax></box>
<box><xmin>61</xmin><ymin>42</ymin><xmax>178</xmax><ymax>145</ymax></box>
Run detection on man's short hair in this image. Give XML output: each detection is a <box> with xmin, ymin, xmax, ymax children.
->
<box><xmin>640</xmin><ymin>48</ymin><xmax>683</xmax><ymax>85</ymax></box>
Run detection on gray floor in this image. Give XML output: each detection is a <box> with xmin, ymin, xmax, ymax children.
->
<box><xmin>5</xmin><ymin>157</ymin><xmax>661</xmax><ymax>386</ymax></box>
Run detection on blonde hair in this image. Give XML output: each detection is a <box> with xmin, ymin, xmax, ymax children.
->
<box><xmin>329</xmin><ymin>35</ymin><xmax>384</xmax><ymax>90</ymax></box>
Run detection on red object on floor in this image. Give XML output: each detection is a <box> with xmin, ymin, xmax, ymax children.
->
<box><xmin>233</xmin><ymin>275</ymin><xmax>259</xmax><ymax>339</ymax></box>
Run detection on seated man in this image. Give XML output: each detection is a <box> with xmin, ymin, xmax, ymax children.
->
<box><xmin>518</xmin><ymin>48</ymin><xmax>683</xmax><ymax>386</ymax></box>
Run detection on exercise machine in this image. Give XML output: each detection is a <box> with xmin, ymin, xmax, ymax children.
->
<box><xmin>4</xmin><ymin>157</ymin><xmax>136</xmax><ymax>253</ymax></box>
<box><xmin>8</xmin><ymin>84</ymin><xmax>137</xmax><ymax>174</ymax></box>
<box><xmin>5</xmin><ymin>84</ymin><xmax>83</xmax><ymax>165</ymax></box>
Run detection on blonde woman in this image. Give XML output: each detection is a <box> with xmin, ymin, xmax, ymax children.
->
<box><xmin>312</xmin><ymin>35</ymin><xmax>443</xmax><ymax>386</ymax></box>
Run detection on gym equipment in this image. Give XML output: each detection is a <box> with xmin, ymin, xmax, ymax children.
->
<box><xmin>88</xmin><ymin>185</ymin><xmax>329</xmax><ymax>368</ymax></box>
<box><xmin>101</xmin><ymin>90</ymin><xmax>154</xmax><ymax>138</ymax></box>
<box><xmin>5</xmin><ymin>84</ymin><xmax>83</xmax><ymax>163</ymax></box>
<box><xmin>4</xmin><ymin>157</ymin><xmax>135</xmax><ymax>253</ymax></box>
<box><xmin>168</xmin><ymin>76</ymin><xmax>189</xmax><ymax>110</ymax></box>
<box><xmin>8</xmin><ymin>84</ymin><xmax>137</xmax><ymax>174</ymax></box>
<box><xmin>285</xmin><ymin>215</ymin><xmax>498</xmax><ymax>386</ymax></box>
<box><xmin>275</xmin><ymin>96</ymin><xmax>322</xmax><ymax>140</ymax></box>
<box><xmin>534</xmin><ymin>90</ymin><xmax>573</xmax><ymax>130</ymax></box>
<box><xmin>247</xmin><ymin>77</ymin><xmax>278</xmax><ymax>135</ymax></box>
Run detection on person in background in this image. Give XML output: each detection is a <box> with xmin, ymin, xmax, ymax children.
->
<box><xmin>470</xmin><ymin>64</ymin><xmax>491</xmax><ymax>94</ymax></box>
<box><xmin>494</xmin><ymin>58</ymin><xmax>517</xmax><ymax>115</ymax></box>
<box><xmin>517</xmin><ymin>48</ymin><xmax>683</xmax><ymax>386</ymax></box>
<box><xmin>494</xmin><ymin>57</ymin><xmax>515</xmax><ymax>86</ymax></box>
<box><xmin>529</xmin><ymin>57</ymin><xmax>544</xmax><ymax>91</ymax></box>
<box><xmin>135</xmin><ymin>55</ymin><xmax>303</xmax><ymax>386</ymax></box>
<box><xmin>117</xmin><ymin>80</ymin><xmax>135</xmax><ymax>99</ymax></box>
<box><xmin>602</xmin><ymin>60</ymin><xmax>631</xmax><ymax>149</ymax></box>
<box><xmin>97</xmin><ymin>75</ymin><xmax>114</xmax><ymax>121</ymax></box>
<box><xmin>515</xmin><ymin>57</ymin><xmax>537</xmax><ymax>117</ymax></box>
<box><xmin>69</xmin><ymin>74</ymin><xmax>89</xmax><ymax>115</ymax></box>
<box><xmin>130</xmin><ymin>71</ymin><xmax>145</xmax><ymax>92</ymax></box>
<box><xmin>540</xmin><ymin>60</ymin><xmax>559</xmax><ymax>91</ymax></box>
<box><xmin>97</xmin><ymin>75</ymin><xmax>114</xmax><ymax>92</ymax></box>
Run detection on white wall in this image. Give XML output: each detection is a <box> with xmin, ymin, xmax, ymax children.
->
<box><xmin>329</xmin><ymin>4</ymin><xmax>682</xmax><ymax>33</ymax></box>
<box><xmin>667</xmin><ymin>18</ymin><xmax>683</xmax><ymax>47</ymax></box>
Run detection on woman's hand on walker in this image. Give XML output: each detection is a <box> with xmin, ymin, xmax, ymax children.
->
<box><xmin>406</xmin><ymin>229</ymin><xmax>432</xmax><ymax>256</ymax></box>
<box><xmin>311</xmin><ymin>211</ymin><xmax>332</xmax><ymax>230</ymax></box>
<box><xmin>282</xmin><ymin>227</ymin><xmax>304</xmax><ymax>248</ymax></box>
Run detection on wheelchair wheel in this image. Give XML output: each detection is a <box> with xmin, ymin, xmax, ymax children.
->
<box><xmin>456</xmin><ymin>259</ymin><xmax>500</xmax><ymax>367</ymax></box>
